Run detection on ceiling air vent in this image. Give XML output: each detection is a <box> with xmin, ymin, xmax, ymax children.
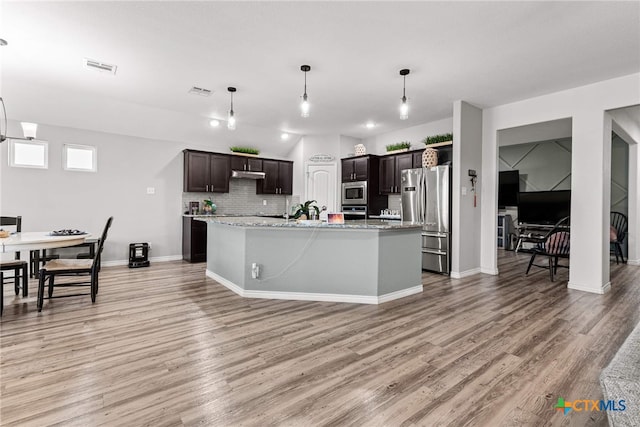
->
<box><xmin>83</xmin><ymin>58</ymin><xmax>117</xmax><ymax>75</ymax></box>
<box><xmin>188</xmin><ymin>86</ymin><xmax>213</xmax><ymax>97</ymax></box>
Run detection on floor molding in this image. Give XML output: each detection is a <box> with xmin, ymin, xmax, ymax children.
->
<box><xmin>450</xmin><ymin>267</ymin><xmax>482</xmax><ymax>279</ymax></box>
<box><xmin>627</xmin><ymin>259</ymin><xmax>640</xmax><ymax>266</ymax></box>
<box><xmin>568</xmin><ymin>281</ymin><xmax>611</xmax><ymax>294</ymax></box>
<box><xmin>206</xmin><ymin>269</ymin><xmax>422</xmax><ymax>304</ymax></box>
<box><xmin>102</xmin><ymin>255</ymin><xmax>182</xmax><ymax>267</ymax></box>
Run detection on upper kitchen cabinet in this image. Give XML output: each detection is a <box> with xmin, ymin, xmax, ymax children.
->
<box><xmin>257</xmin><ymin>160</ymin><xmax>293</xmax><ymax>195</ymax></box>
<box><xmin>230</xmin><ymin>156</ymin><xmax>263</xmax><ymax>172</ymax></box>
<box><xmin>341</xmin><ymin>156</ymin><xmax>370</xmax><ymax>182</ymax></box>
<box><xmin>412</xmin><ymin>150</ymin><xmax>423</xmax><ymax>168</ymax></box>
<box><xmin>183</xmin><ymin>150</ymin><xmax>231</xmax><ymax>193</ymax></box>
<box><xmin>379</xmin><ymin>152</ymin><xmax>413</xmax><ymax>194</ymax></box>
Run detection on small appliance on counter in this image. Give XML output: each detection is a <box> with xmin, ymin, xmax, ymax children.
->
<box><xmin>401</xmin><ymin>166</ymin><xmax>451</xmax><ymax>274</ymax></box>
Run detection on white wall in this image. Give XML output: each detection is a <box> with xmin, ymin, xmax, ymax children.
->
<box><xmin>481</xmin><ymin>73</ymin><xmax>640</xmax><ymax>293</ymax></box>
<box><xmin>1</xmin><ymin>121</ymin><xmax>186</xmax><ymax>263</ymax></box>
<box><xmin>0</xmin><ymin>120</ymin><xmax>295</xmax><ymax>264</ymax></box>
<box><xmin>451</xmin><ymin>101</ymin><xmax>483</xmax><ymax>277</ymax></box>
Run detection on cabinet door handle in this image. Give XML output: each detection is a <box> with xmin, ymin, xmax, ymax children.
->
<box><xmin>206</xmin><ymin>184</ymin><xmax>209</xmax><ymax>192</ymax></box>
<box><xmin>244</xmin><ymin>164</ymin><xmax>246</xmax><ymax>171</ymax></box>
<box><xmin>248</xmin><ymin>164</ymin><xmax>251</xmax><ymax>171</ymax></box>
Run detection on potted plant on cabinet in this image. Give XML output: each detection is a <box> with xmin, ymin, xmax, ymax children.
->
<box><xmin>229</xmin><ymin>146</ymin><xmax>260</xmax><ymax>156</ymax></box>
<box><xmin>385</xmin><ymin>141</ymin><xmax>411</xmax><ymax>154</ymax></box>
<box><xmin>421</xmin><ymin>133</ymin><xmax>453</xmax><ymax>167</ymax></box>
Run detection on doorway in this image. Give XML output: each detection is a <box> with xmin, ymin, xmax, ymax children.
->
<box><xmin>305</xmin><ymin>163</ymin><xmax>337</xmax><ymax>213</ymax></box>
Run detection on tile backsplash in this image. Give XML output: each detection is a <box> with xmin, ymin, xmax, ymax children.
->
<box><xmin>182</xmin><ymin>179</ymin><xmax>297</xmax><ymax>216</ymax></box>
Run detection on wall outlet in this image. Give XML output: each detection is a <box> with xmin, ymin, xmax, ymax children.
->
<box><xmin>263</xmin><ymin>200</ymin><xmax>267</xmax><ymax>206</ymax></box>
<box><xmin>251</xmin><ymin>262</ymin><xmax>260</xmax><ymax>279</ymax></box>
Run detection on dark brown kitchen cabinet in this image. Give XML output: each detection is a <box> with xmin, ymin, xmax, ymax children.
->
<box><xmin>184</xmin><ymin>150</ymin><xmax>230</xmax><ymax>193</ymax></box>
<box><xmin>412</xmin><ymin>150</ymin><xmax>423</xmax><ymax>168</ymax></box>
<box><xmin>257</xmin><ymin>160</ymin><xmax>293</xmax><ymax>195</ymax></box>
<box><xmin>230</xmin><ymin>156</ymin><xmax>262</xmax><ymax>172</ymax></box>
<box><xmin>379</xmin><ymin>153</ymin><xmax>413</xmax><ymax>194</ymax></box>
<box><xmin>182</xmin><ymin>217</ymin><xmax>207</xmax><ymax>262</ymax></box>
<box><xmin>341</xmin><ymin>156</ymin><xmax>369</xmax><ymax>182</ymax></box>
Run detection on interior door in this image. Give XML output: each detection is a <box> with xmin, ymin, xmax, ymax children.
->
<box><xmin>306</xmin><ymin>163</ymin><xmax>337</xmax><ymax>212</ymax></box>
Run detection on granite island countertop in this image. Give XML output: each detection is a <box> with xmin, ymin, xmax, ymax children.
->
<box><xmin>195</xmin><ymin>216</ymin><xmax>421</xmax><ymax>230</ymax></box>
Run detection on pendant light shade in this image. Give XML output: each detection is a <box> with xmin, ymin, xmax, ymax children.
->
<box><xmin>300</xmin><ymin>65</ymin><xmax>311</xmax><ymax>118</ymax></box>
<box><xmin>227</xmin><ymin>87</ymin><xmax>236</xmax><ymax>130</ymax></box>
<box><xmin>21</xmin><ymin>122</ymin><xmax>38</xmax><ymax>139</ymax></box>
<box><xmin>399</xmin><ymin>69</ymin><xmax>410</xmax><ymax>120</ymax></box>
<box><xmin>0</xmin><ymin>97</ymin><xmax>41</xmax><ymax>142</ymax></box>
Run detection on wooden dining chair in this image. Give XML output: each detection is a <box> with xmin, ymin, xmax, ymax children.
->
<box><xmin>610</xmin><ymin>211</ymin><xmax>628</xmax><ymax>264</ymax></box>
<box><xmin>37</xmin><ymin>217</ymin><xmax>113</xmax><ymax>312</ymax></box>
<box><xmin>525</xmin><ymin>216</ymin><xmax>571</xmax><ymax>282</ymax></box>
<box><xmin>1</xmin><ymin>216</ymin><xmax>29</xmax><ymax>310</ymax></box>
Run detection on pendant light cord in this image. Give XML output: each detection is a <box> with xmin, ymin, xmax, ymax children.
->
<box><xmin>0</xmin><ymin>97</ymin><xmax>7</xmax><ymax>142</ymax></box>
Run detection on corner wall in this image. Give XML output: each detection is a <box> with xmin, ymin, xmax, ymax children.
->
<box><xmin>451</xmin><ymin>101</ymin><xmax>483</xmax><ymax>277</ymax></box>
<box><xmin>481</xmin><ymin>73</ymin><xmax>640</xmax><ymax>293</ymax></box>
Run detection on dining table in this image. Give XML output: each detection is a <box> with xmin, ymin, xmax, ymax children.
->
<box><xmin>0</xmin><ymin>232</ymin><xmax>91</xmax><ymax>253</ymax></box>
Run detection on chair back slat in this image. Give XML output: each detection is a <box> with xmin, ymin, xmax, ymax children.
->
<box><xmin>93</xmin><ymin>217</ymin><xmax>114</xmax><ymax>266</ymax></box>
<box><xmin>0</xmin><ymin>216</ymin><xmax>22</xmax><ymax>231</ymax></box>
<box><xmin>1</xmin><ymin>216</ymin><xmax>22</xmax><ymax>260</ymax></box>
<box><xmin>544</xmin><ymin>230</ymin><xmax>571</xmax><ymax>256</ymax></box>
<box><xmin>610</xmin><ymin>212</ymin><xmax>628</xmax><ymax>243</ymax></box>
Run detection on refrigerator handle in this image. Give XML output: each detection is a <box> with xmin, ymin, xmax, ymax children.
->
<box><xmin>420</xmin><ymin>169</ymin><xmax>426</xmax><ymax>223</ymax></box>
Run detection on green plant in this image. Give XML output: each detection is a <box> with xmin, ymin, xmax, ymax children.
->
<box><xmin>229</xmin><ymin>146</ymin><xmax>260</xmax><ymax>155</ymax></box>
<box><xmin>423</xmin><ymin>133</ymin><xmax>453</xmax><ymax>145</ymax></box>
<box><xmin>385</xmin><ymin>141</ymin><xmax>411</xmax><ymax>152</ymax></box>
<box><xmin>203</xmin><ymin>198</ymin><xmax>217</xmax><ymax>213</ymax></box>
<box><xmin>292</xmin><ymin>200</ymin><xmax>320</xmax><ymax>220</ymax></box>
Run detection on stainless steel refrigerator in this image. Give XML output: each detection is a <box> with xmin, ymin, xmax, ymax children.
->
<box><xmin>401</xmin><ymin>166</ymin><xmax>451</xmax><ymax>274</ymax></box>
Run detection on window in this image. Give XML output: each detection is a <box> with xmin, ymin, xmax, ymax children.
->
<box><xmin>8</xmin><ymin>139</ymin><xmax>48</xmax><ymax>169</ymax></box>
<box><xmin>63</xmin><ymin>144</ymin><xmax>97</xmax><ymax>172</ymax></box>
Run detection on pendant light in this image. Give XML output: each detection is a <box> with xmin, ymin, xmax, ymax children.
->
<box><xmin>0</xmin><ymin>97</ymin><xmax>39</xmax><ymax>142</ymax></box>
<box><xmin>300</xmin><ymin>65</ymin><xmax>311</xmax><ymax>118</ymax></box>
<box><xmin>227</xmin><ymin>87</ymin><xmax>237</xmax><ymax>130</ymax></box>
<box><xmin>399</xmin><ymin>69</ymin><xmax>410</xmax><ymax>120</ymax></box>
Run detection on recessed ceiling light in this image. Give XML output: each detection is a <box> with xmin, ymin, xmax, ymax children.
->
<box><xmin>281</xmin><ymin>133</ymin><xmax>290</xmax><ymax>140</ymax></box>
<box><xmin>209</xmin><ymin>119</ymin><xmax>220</xmax><ymax>127</ymax></box>
<box><xmin>366</xmin><ymin>122</ymin><xmax>376</xmax><ymax>129</ymax></box>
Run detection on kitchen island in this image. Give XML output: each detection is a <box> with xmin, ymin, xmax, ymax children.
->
<box><xmin>197</xmin><ymin>217</ymin><xmax>423</xmax><ymax>304</ymax></box>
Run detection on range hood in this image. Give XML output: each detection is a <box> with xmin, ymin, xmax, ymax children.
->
<box><xmin>231</xmin><ymin>170</ymin><xmax>266</xmax><ymax>180</ymax></box>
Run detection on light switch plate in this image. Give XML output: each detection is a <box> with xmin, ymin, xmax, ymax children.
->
<box><xmin>146</xmin><ymin>187</ymin><xmax>155</xmax><ymax>194</ymax></box>
<box><xmin>462</xmin><ymin>186</ymin><xmax>467</xmax><ymax>195</ymax></box>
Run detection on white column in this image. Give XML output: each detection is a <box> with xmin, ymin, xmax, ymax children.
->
<box><xmin>568</xmin><ymin>111</ymin><xmax>611</xmax><ymax>293</ymax></box>
<box><xmin>451</xmin><ymin>101</ymin><xmax>483</xmax><ymax>278</ymax></box>
<box><xmin>628</xmin><ymin>142</ymin><xmax>639</xmax><ymax>265</ymax></box>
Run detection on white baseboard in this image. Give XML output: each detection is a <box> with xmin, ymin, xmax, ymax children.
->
<box><xmin>481</xmin><ymin>267</ymin><xmax>499</xmax><ymax>275</ymax></box>
<box><xmin>627</xmin><ymin>259</ymin><xmax>640</xmax><ymax>266</ymax></box>
<box><xmin>567</xmin><ymin>281</ymin><xmax>611</xmax><ymax>294</ymax></box>
<box><xmin>450</xmin><ymin>267</ymin><xmax>482</xmax><ymax>279</ymax></box>
<box><xmin>101</xmin><ymin>254</ymin><xmax>182</xmax><ymax>267</ymax></box>
<box><xmin>206</xmin><ymin>269</ymin><xmax>422</xmax><ymax>305</ymax></box>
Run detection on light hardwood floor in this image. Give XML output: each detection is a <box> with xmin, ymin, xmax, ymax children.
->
<box><xmin>1</xmin><ymin>252</ymin><xmax>638</xmax><ymax>426</ymax></box>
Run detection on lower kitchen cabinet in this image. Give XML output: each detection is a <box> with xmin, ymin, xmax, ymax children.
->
<box><xmin>183</xmin><ymin>217</ymin><xmax>207</xmax><ymax>263</ymax></box>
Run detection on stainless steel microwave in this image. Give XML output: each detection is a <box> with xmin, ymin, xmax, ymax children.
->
<box><xmin>342</xmin><ymin>181</ymin><xmax>367</xmax><ymax>205</ymax></box>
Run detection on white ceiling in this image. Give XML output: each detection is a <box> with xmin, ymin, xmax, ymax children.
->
<box><xmin>1</xmin><ymin>1</ymin><xmax>639</xmax><ymax>156</ymax></box>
